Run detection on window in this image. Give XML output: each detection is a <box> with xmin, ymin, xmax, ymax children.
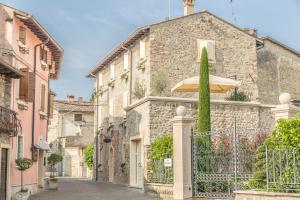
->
<box><xmin>197</xmin><ymin>39</ymin><xmax>216</xmax><ymax>63</ymax></box>
<box><xmin>40</xmin><ymin>48</ymin><xmax>48</xmax><ymax>63</ymax></box>
<box><xmin>123</xmin><ymin>91</ymin><xmax>129</xmax><ymax>108</ymax></box>
<box><xmin>140</xmin><ymin>40</ymin><xmax>146</xmax><ymax>59</ymax></box>
<box><xmin>17</xmin><ymin>135</ymin><xmax>24</xmax><ymax>158</ymax></box>
<box><xmin>98</xmin><ymin>73</ymin><xmax>103</xmax><ymax>86</ymax></box>
<box><xmin>74</xmin><ymin>114</ymin><xmax>83</xmax><ymax>122</ymax></box>
<box><xmin>40</xmin><ymin>84</ymin><xmax>46</xmax><ymax>112</ymax></box>
<box><xmin>19</xmin><ymin>68</ymin><xmax>35</xmax><ymax>102</ymax></box>
<box><xmin>109</xmin><ymin>98</ymin><xmax>114</xmax><ymax>116</ymax></box>
<box><xmin>110</xmin><ymin>64</ymin><xmax>115</xmax><ymax>79</ymax></box>
<box><xmin>19</xmin><ymin>26</ymin><xmax>26</xmax><ymax>45</ymax></box>
<box><xmin>124</xmin><ymin>53</ymin><xmax>129</xmax><ymax>70</ymax></box>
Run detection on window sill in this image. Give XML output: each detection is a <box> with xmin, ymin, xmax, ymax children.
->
<box><xmin>17</xmin><ymin>99</ymin><xmax>28</xmax><ymax>110</ymax></box>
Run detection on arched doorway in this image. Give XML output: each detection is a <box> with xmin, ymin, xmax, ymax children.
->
<box><xmin>108</xmin><ymin>146</ymin><xmax>114</xmax><ymax>182</ymax></box>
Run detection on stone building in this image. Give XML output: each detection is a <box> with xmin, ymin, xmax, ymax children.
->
<box><xmin>0</xmin><ymin>3</ymin><xmax>63</xmax><ymax>198</ymax></box>
<box><xmin>0</xmin><ymin>58</ymin><xmax>22</xmax><ymax>200</ymax></box>
<box><xmin>87</xmin><ymin>0</ymin><xmax>299</xmax><ymax>190</ymax></box>
<box><xmin>47</xmin><ymin>96</ymin><xmax>94</xmax><ymax>178</ymax></box>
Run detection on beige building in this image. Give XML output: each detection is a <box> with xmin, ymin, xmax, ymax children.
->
<box><xmin>47</xmin><ymin>95</ymin><xmax>94</xmax><ymax>178</ymax></box>
<box><xmin>87</xmin><ymin>0</ymin><xmax>299</xmax><ymax>191</ymax></box>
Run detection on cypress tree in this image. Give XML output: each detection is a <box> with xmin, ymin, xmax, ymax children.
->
<box><xmin>198</xmin><ymin>47</ymin><xmax>211</xmax><ymax>132</ymax></box>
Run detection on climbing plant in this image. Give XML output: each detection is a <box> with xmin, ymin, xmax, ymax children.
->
<box><xmin>133</xmin><ymin>79</ymin><xmax>146</xmax><ymax>99</ymax></box>
<box><xmin>153</xmin><ymin>71</ymin><xmax>168</xmax><ymax>96</ymax></box>
<box><xmin>84</xmin><ymin>145</ymin><xmax>94</xmax><ymax>170</ymax></box>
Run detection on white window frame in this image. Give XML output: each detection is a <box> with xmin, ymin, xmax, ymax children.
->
<box><xmin>110</xmin><ymin>64</ymin><xmax>115</xmax><ymax>79</ymax></box>
<box><xmin>109</xmin><ymin>98</ymin><xmax>114</xmax><ymax>116</ymax></box>
<box><xmin>124</xmin><ymin>53</ymin><xmax>129</xmax><ymax>70</ymax></box>
<box><xmin>197</xmin><ymin>39</ymin><xmax>216</xmax><ymax>63</ymax></box>
<box><xmin>139</xmin><ymin>39</ymin><xmax>146</xmax><ymax>60</ymax></box>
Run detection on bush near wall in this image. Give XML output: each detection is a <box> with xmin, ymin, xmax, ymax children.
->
<box><xmin>84</xmin><ymin>145</ymin><xmax>94</xmax><ymax>170</ymax></box>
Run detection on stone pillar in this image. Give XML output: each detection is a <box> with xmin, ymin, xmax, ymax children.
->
<box><xmin>271</xmin><ymin>93</ymin><xmax>300</xmax><ymax>121</ymax></box>
<box><xmin>172</xmin><ymin>106</ymin><xmax>193</xmax><ymax>200</ymax></box>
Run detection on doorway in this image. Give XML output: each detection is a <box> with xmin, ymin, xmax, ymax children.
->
<box><xmin>130</xmin><ymin>140</ymin><xmax>142</xmax><ymax>188</ymax></box>
<box><xmin>0</xmin><ymin>148</ymin><xmax>9</xmax><ymax>200</ymax></box>
<box><xmin>108</xmin><ymin>146</ymin><xmax>114</xmax><ymax>182</ymax></box>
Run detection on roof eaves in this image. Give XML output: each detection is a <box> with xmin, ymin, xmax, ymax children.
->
<box><xmin>86</xmin><ymin>26</ymin><xmax>150</xmax><ymax>77</ymax></box>
<box><xmin>261</xmin><ymin>36</ymin><xmax>300</xmax><ymax>57</ymax></box>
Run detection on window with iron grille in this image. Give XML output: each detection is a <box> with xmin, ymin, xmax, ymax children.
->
<box><xmin>74</xmin><ymin>114</ymin><xmax>83</xmax><ymax>122</ymax></box>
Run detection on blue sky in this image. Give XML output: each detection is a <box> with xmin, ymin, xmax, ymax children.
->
<box><xmin>2</xmin><ymin>0</ymin><xmax>300</xmax><ymax>100</ymax></box>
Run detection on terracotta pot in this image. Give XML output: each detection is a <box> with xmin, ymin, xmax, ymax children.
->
<box><xmin>48</xmin><ymin>178</ymin><xmax>58</xmax><ymax>190</ymax></box>
<box><xmin>15</xmin><ymin>191</ymin><xmax>30</xmax><ymax>200</ymax></box>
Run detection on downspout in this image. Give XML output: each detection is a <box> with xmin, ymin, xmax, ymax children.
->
<box><xmin>90</xmin><ymin>73</ymin><xmax>99</xmax><ymax>181</ymax></box>
<box><xmin>121</xmin><ymin>46</ymin><xmax>133</xmax><ymax>104</ymax></box>
<box><xmin>31</xmin><ymin>38</ymin><xmax>49</xmax><ymax>159</ymax></box>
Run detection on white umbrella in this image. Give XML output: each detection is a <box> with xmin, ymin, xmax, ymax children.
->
<box><xmin>171</xmin><ymin>75</ymin><xmax>241</xmax><ymax>93</ymax></box>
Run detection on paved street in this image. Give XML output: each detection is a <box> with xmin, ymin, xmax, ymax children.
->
<box><xmin>29</xmin><ymin>178</ymin><xmax>156</xmax><ymax>200</ymax></box>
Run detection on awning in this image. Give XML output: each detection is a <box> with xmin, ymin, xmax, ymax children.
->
<box><xmin>171</xmin><ymin>75</ymin><xmax>241</xmax><ymax>93</ymax></box>
<box><xmin>0</xmin><ymin>58</ymin><xmax>22</xmax><ymax>79</ymax></box>
<box><xmin>34</xmin><ymin>138</ymin><xmax>50</xmax><ymax>150</ymax></box>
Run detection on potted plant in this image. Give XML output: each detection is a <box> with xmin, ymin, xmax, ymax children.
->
<box><xmin>15</xmin><ymin>157</ymin><xmax>33</xmax><ymax>200</ymax></box>
<box><xmin>47</xmin><ymin>153</ymin><xmax>63</xmax><ymax>190</ymax></box>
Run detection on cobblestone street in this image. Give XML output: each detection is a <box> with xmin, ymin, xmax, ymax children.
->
<box><xmin>29</xmin><ymin>178</ymin><xmax>156</xmax><ymax>200</ymax></box>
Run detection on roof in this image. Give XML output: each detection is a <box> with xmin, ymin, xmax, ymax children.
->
<box><xmin>54</xmin><ymin>100</ymin><xmax>94</xmax><ymax>113</ymax></box>
<box><xmin>87</xmin><ymin>10</ymin><xmax>264</xmax><ymax>77</ymax></box>
<box><xmin>0</xmin><ymin>3</ymin><xmax>64</xmax><ymax>79</ymax></box>
<box><xmin>0</xmin><ymin>57</ymin><xmax>22</xmax><ymax>78</ymax></box>
<box><xmin>261</xmin><ymin>37</ymin><xmax>300</xmax><ymax>57</ymax></box>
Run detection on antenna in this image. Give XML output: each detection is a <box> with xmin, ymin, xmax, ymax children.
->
<box><xmin>168</xmin><ymin>0</ymin><xmax>171</xmax><ymax>19</ymax></box>
<box><xmin>230</xmin><ymin>0</ymin><xmax>237</xmax><ymax>23</ymax></box>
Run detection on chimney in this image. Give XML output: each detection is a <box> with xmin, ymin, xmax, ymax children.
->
<box><xmin>67</xmin><ymin>95</ymin><xmax>75</xmax><ymax>103</ymax></box>
<box><xmin>183</xmin><ymin>0</ymin><xmax>195</xmax><ymax>16</ymax></box>
<box><xmin>78</xmin><ymin>97</ymin><xmax>83</xmax><ymax>104</ymax></box>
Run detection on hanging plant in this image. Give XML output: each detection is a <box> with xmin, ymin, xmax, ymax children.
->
<box><xmin>121</xmin><ymin>70</ymin><xmax>129</xmax><ymax>81</ymax></box>
<box><xmin>119</xmin><ymin>120</ymin><xmax>126</xmax><ymax>129</ymax></box>
<box><xmin>108</xmin><ymin>79</ymin><xmax>115</xmax><ymax>88</ymax></box>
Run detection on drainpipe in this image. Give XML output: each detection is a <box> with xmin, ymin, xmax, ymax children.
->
<box><xmin>31</xmin><ymin>38</ymin><xmax>49</xmax><ymax>159</ymax></box>
<box><xmin>90</xmin><ymin>73</ymin><xmax>99</xmax><ymax>181</ymax></box>
<box><xmin>122</xmin><ymin>46</ymin><xmax>133</xmax><ymax>104</ymax></box>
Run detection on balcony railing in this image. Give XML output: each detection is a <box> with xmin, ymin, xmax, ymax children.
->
<box><xmin>0</xmin><ymin>106</ymin><xmax>21</xmax><ymax>137</ymax></box>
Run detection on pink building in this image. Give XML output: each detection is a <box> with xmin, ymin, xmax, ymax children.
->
<box><xmin>0</xmin><ymin>3</ymin><xmax>63</xmax><ymax>199</ymax></box>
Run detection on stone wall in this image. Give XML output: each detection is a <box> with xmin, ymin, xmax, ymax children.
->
<box><xmin>257</xmin><ymin>39</ymin><xmax>300</xmax><ymax>104</ymax></box>
<box><xmin>149</xmin><ymin>12</ymin><xmax>259</xmax><ymax>101</ymax></box>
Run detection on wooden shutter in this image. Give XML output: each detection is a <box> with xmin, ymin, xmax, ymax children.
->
<box><xmin>19</xmin><ymin>26</ymin><xmax>26</xmax><ymax>45</ymax></box>
<box><xmin>27</xmin><ymin>72</ymin><xmax>36</xmax><ymax>102</ymax></box>
<box><xmin>41</xmin><ymin>84</ymin><xmax>46</xmax><ymax>112</ymax></box>
<box><xmin>110</xmin><ymin>64</ymin><xmax>115</xmax><ymax>79</ymax></box>
<box><xmin>49</xmin><ymin>92</ymin><xmax>55</xmax><ymax>118</ymax></box>
<box><xmin>124</xmin><ymin>53</ymin><xmax>129</xmax><ymax>70</ymax></box>
<box><xmin>19</xmin><ymin>68</ymin><xmax>29</xmax><ymax>100</ymax></box>
<box><xmin>140</xmin><ymin>40</ymin><xmax>146</xmax><ymax>59</ymax></box>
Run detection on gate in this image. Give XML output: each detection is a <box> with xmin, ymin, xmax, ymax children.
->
<box><xmin>192</xmin><ymin>127</ymin><xmax>268</xmax><ymax>198</ymax></box>
<box><xmin>0</xmin><ymin>148</ymin><xmax>8</xmax><ymax>200</ymax></box>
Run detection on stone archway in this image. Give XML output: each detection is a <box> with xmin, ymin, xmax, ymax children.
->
<box><xmin>108</xmin><ymin>146</ymin><xmax>115</xmax><ymax>183</ymax></box>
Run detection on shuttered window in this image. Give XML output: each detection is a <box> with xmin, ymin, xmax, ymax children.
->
<box><xmin>110</xmin><ymin>64</ymin><xmax>115</xmax><ymax>79</ymax></box>
<box><xmin>99</xmin><ymin>73</ymin><xmax>103</xmax><ymax>86</ymax></box>
<box><xmin>197</xmin><ymin>39</ymin><xmax>216</xmax><ymax>63</ymax></box>
<box><xmin>74</xmin><ymin>114</ymin><xmax>83</xmax><ymax>122</ymax></box>
<box><xmin>17</xmin><ymin>135</ymin><xmax>23</xmax><ymax>158</ymax></box>
<box><xmin>124</xmin><ymin>53</ymin><xmax>129</xmax><ymax>70</ymax></box>
<box><xmin>19</xmin><ymin>68</ymin><xmax>29</xmax><ymax>100</ymax></box>
<box><xmin>19</xmin><ymin>26</ymin><xmax>26</xmax><ymax>45</ymax></box>
<box><xmin>140</xmin><ymin>40</ymin><xmax>146</xmax><ymax>59</ymax></box>
<box><xmin>40</xmin><ymin>84</ymin><xmax>46</xmax><ymax>112</ymax></box>
<box><xmin>40</xmin><ymin>48</ymin><xmax>47</xmax><ymax>62</ymax></box>
<box><xmin>123</xmin><ymin>91</ymin><xmax>129</xmax><ymax>108</ymax></box>
<box><xmin>109</xmin><ymin>98</ymin><xmax>114</xmax><ymax>116</ymax></box>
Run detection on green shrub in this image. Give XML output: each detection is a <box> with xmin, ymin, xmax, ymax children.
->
<box><xmin>133</xmin><ymin>79</ymin><xmax>146</xmax><ymax>99</ymax></box>
<box><xmin>15</xmin><ymin>157</ymin><xmax>33</xmax><ymax>192</ymax></box>
<box><xmin>153</xmin><ymin>71</ymin><xmax>168</xmax><ymax>95</ymax></box>
<box><xmin>226</xmin><ymin>90</ymin><xmax>250</xmax><ymax>101</ymax></box>
<box><xmin>48</xmin><ymin>153</ymin><xmax>63</xmax><ymax>178</ymax></box>
<box><xmin>84</xmin><ymin>145</ymin><xmax>94</xmax><ymax>170</ymax></box>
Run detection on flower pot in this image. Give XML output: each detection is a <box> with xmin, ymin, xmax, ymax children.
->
<box><xmin>48</xmin><ymin>178</ymin><xmax>58</xmax><ymax>190</ymax></box>
<box><xmin>15</xmin><ymin>191</ymin><xmax>30</xmax><ymax>200</ymax></box>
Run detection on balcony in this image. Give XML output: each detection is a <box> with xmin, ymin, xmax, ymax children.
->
<box><xmin>0</xmin><ymin>106</ymin><xmax>21</xmax><ymax>137</ymax></box>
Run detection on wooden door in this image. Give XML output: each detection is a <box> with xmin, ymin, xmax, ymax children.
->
<box><xmin>0</xmin><ymin>148</ymin><xmax>8</xmax><ymax>200</ymax></box>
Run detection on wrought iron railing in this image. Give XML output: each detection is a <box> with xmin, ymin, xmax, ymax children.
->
<box><xmin>0</xmin><ymin>106</ymin><xmax>21</xmax><ymax>137</ymax></box>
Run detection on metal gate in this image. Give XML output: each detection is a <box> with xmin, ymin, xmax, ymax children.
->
<box><xmin>0</xmin><ymin>148</ymin><xmax>8</xmax><ymax>200</ymax></box>
<box><xmin>192</xmin><ymin>127</ymin><xmax>268</xmax><ymax>199</ymax></box>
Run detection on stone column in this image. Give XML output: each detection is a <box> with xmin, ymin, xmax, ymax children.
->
<box><xmin>271</xmin><ymin>93</ymin><xmax>300</xmax><ymax>121</ymax></box>
<box><xmin>172</xmin><ymin>106</ymin><xmax>193</xmax><ymax>200</ymax></box>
